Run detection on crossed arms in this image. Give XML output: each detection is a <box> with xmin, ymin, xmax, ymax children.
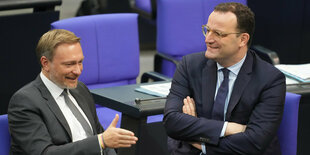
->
<box><xmin>163</xmin><ymin>53</ymin><xmax>286</xmax><ymax>154</ymax></box>
<box><xmin>182</xmin><ymin>96</ymin><xmax>246</xmax><ymax>150</ymax></box>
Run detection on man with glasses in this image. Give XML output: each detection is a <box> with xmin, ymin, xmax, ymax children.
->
<box><xmin>164</xmin><ymin>2</ymin><xmax>285</xmax><ymax>155</ymax></box>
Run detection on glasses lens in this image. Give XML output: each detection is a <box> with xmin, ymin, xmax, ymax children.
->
<box><xmin>202</xmin><ymin>26</ymin><xmax>207</xmax><ymax>36</ymax></box>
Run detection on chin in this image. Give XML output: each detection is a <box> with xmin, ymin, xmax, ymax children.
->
<box><xmin>66</xmin><ymin>83</ymin><xmax>78</xmax><ymax>89</ymax></box>
<box><xmin>205</xmin><ymin>51</ymin><xmax>217</xmax><ymax>60</ymax></box>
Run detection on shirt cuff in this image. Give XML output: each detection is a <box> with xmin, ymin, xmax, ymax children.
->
<box><xmin>220</xmin><ymin>121</ymin><xmax>228</xmax><ymax>137</ymax></box>
<box><xmin>98</xmin><ymin>136</ymin><xmax>103</xmax><ymax>155</ymax></box>
<box><xmin>201</xmin><ymin>142</ymin><xmax>206</xmax><ymax>154</ymax></box>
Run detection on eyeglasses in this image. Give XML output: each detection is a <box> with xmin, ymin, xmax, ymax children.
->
<box><xmin>202</xmin><ymin>25</ymin><xmax>243</xmax><ymax>39</ymax></box>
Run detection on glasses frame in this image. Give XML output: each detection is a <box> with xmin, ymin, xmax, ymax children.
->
<box><xmin>202</xmin><ymin>25</ymin><xmax>243</xmax><ymax>39</ymax></box>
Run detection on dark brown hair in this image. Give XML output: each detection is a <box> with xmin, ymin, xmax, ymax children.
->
<box><xmin>214</xmin><ymin>2</ymin><xmax>255</xmax><ymax>47</ymax></box>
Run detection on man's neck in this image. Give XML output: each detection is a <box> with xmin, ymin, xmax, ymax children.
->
<box><xmin>218</xmin><ymin>47</ymin><xmax>248</xmax><ymax>68</ymax></box>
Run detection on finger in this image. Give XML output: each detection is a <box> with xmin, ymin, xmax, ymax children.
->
<box><xmin>190</xmin><ymin>98</ymin><xmax>195</xmax><ymax>104</ymax></box>
<box><xmin>116</xmin><ymin>144</ymin><xmax>133</xmax><ymax>148</ymax></box>
<box><xmin>185</xmin><ymin>97</ymin><xmax>192</xmax><ymax>115</ymax></box>
<box><xmin>189</xmin><ymin>97</ymin><xmax>197</xmax><ymax>116</ymax></box>
<box><xmin>185</xmin><ymin>103</ymin><xmax>191</xmax><ymax>116</ymax></box>
<box><xmin>186</xmin><ymin>96</ymin><xmax>194</xmax><ymax>116</ymax></box>
<box><xmin>183</xmin><ymin>98</ymin><xmax>188</xmax><ymax>106</ymax></box>
<box><xmin>116</xmin><ymin>128</ymin><xmax>136</xmax><ymax>136</ymax></box>
<box><xmin>242</xmin><ymin>125</ymin><xmax>247</xmax><ymax>132</ymax></box>
<box><xmin>108</xmin><ymin>142</ymin><xmax>133</xmax><ymax>148</ymax></box>
<box><xmin>183</xmin><ymin>105</ymin><xmax>187</xmax><ymax>114</ymax></box>
<box><xmin>117</xmin><ymin>135</ymin><xmax>138</xmax><ymax>141</ymax></box>
<box><xmin>109</xmin><ymin>114</ymin><xmax>119</xmax><ymax>128</ymax></box>
<box><xmin>108</xmin><ymin>137</ymin><xmax>138</xmax><ymax>148</ymax></box>
<box><xmin>183</xmin><ymin>98</ymin><xmax>189</xmax><ymax>114</ymax></box>
<box><xmin>186</xmin><ymin>96</ymin><xmax>193</xmax><ymax>115</ymax></box>
<box><xmin>188</xmin><ymin>97</ymin><xmax>196</xmax><ymax>116</ymax></box>
<box><xmin>118</xmin><ymin>139</ymin><xmax>137</xmax><ymax>145</ymax></box>
<box><xmin>119</xmin><ymin>144</ymin><xmax>132</xmax><ymax>148</ymax></box>
<box><xmin>191</xmin><ymin>98</ymin><xmax>196</xmax><ymax>111</ymax></box>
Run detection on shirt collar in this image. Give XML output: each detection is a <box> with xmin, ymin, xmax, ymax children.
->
<box><xmin>216</xmin><ymin>53</ymin><xmax>247</xmax><ymax>76</ymax></box>
<box><xmin>40</xmin><ymin>72</ymin><xmax>65</xmax><ymax>99</ymax></box>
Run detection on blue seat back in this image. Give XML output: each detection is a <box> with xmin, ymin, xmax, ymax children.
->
<box><xmin>96</xmin><ymin>107</ymin><xmax>122</xmax><ymax>129</ymax></box>
<box><xmin>156</xmin><ymin>0</ymin><xmax>247</xmax><ymax>77</ymax></box>
<box><xmin>51</xmin><ymin>14</ymin><xmax>140</xmax><ymax>89</ymax></box>
<box><xmin>96</xmin><ymin>108</ymin><xmax>163</xmax><ymax>129</ymax></box>
<box><xmin>0</xmin><ymin>114</ymin><xmax>10</xmax><ymax>154</ymax></box>
<box><xmin>278</xmin><ymin>92</ymin><xmax>301</xmax><ymax>155</ymax></box>
<box><xmin>136</xmin><ymin>0</ymin><xmax>152</xmax><ymax>14</ymax></box>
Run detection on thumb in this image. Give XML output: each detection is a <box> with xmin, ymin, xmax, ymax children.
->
<box><xmin>109</xmin><ymin>114</ymin><xmax>119</xmax><ymax>128</ymax></box>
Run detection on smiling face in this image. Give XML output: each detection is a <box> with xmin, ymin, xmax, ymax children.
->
<box><xmin>204</xmin><ymin>11</ymin><xmax>249</xmax><ymax>67</ymax></box>
<box><xmin>41</xmin><ymin>42</ymin><xmax>84</xmax><ymax>89</ymax></box>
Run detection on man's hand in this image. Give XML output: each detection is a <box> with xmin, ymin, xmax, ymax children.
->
<box><xmin>225</xmin><ymin>122</ymin><xmax>247</xmax><ymax>136</ymax></box>
<box><xmin>182</xmin><ymin>96</ymin><xmax>197</xmax><ymax>117</ymax></box>
<box><xmin>101</xmin><ymin>114</ymin><xmax>138</xmax><ymax>148</ymax></box>
<box><xmin>189</xmin><ymin>142</ymin><xmax>202</xmax><ymax>150</ymax></box>
<box><xmin>182</xmin><ymin>96</ymin><xmax>202</xmax><ymax>149</ymax></box>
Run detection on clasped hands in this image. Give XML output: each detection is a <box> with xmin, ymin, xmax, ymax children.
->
<box><xmin>98</xmin><ymin>114</ymin><xmax>138</xmax><ymax>149</ymax></box>
<box><xmin>182</xmin><ymin>96</ymin><xmax>246</xmax><ymax>150</ymax></box>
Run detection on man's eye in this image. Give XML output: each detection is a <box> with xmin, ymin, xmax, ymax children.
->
<box><xmin>206</xmin><ymin>28</ymin><xmax>211</xmax><ymax>33</ymax></box>
<box><xmin>214</xmin><ymin>31</ymin><xmax>222</xmax><ymax>37</ymax></box>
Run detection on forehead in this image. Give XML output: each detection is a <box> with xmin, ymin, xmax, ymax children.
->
<box><xmin>207</xmin><ymin>11</ymin><xmax>238</xmax><ymax>31</ymax></box>
<box><xmin>53</xmin><ymin>42</ymin><xmax>83</xmax><ymax>60</ymax></box>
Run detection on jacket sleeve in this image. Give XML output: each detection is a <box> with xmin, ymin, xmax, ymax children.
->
<box><xmin>8</xmin><ymin>85</ymin><xmax>116</xmax><ymax>155</ymax></box>
<box><xmin>206</xmin><ymin>72</ymin><xmax>286</xmax><ymax>154</ymax></box>
<box><xmin>163</xmin><ymin>55</ymin><xmax>225</xmax><ymax>145</ymax></box>
<box><xmin>163</xmin><ymin>53</ymin><xmax>286</xmax><ymax>154</ymax></box>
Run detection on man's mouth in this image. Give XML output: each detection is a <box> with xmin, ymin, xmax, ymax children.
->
<box><xmin>66</xmin><ymin>76</ymin><xmax>78</xmax><ymax>80</ymax></box>
<box><xmin>207</xmin><ymin>45</ymin><xmax>219</xmax><ymax>49</ymax></box>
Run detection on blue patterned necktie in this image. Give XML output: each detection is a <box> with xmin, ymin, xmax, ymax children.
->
<box><xmin>212</xmin><ymin>68</ymin><xmax>230</xmax><ymax>121</ymax></box>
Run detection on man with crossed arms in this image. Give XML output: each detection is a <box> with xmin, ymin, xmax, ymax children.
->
<box><xmin>164</xmin><ymin>3</ymin><xmax>286</xmax><ymax>155</ymax></box>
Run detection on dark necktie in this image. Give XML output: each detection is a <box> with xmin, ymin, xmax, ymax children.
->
<box><xmin>62</xmin><ymin>89</ymin><xmax>93</xmax><ymax>137</ymax></box>
<box><xmin>212</xmin><ymin>68</ymin><xmax>230</xmax><ymax>121</ymax></box>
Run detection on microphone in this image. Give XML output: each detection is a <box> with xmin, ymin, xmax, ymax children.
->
<box><xmin>135</xmin><ymin>97</ymin><xmax>167</xmax><ymax>104</ymax></box>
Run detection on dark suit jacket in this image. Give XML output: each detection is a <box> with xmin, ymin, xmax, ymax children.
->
<box><xmin>8</xmin><ymin>75</ymin><xmax>116</xmax><ymax>155</ymax></box>
<box><xmin>163</xmin><ymin>50</ymin><xmax>286</xmax><ymax>155</ymax></box>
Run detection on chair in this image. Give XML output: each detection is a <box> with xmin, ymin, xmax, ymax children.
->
<box><xmin>51</xmin><ymin>13</ymin><xmax>140</xmax><ymax>127</ymax></box>
<box><xmin>131</xmin><ymin>0</ymin><xmax>157</xmax><ymax>20</ymax></box>
<box><xmin>278</xmin><ymin>92</ymin><xmax>301</xmax><ymax>155</ymax></box>
<box><xmin>96</xmin><ymin>108</ymin><xmax>122</xmax><ymax>129</ymax></box>
<box><xmin>51</xmin><ymin>13</ymin><xmax>140</xmax><ymax>89</ymax></box>
<box><xmin>0</xmin><ymin>114</ymin><xmax>10</xmax><ymax>154</ymax></box>
<box><xmin>250</xmin><ymin>45</ymin><xmax>280</xmax><ymax>65</ymax></box>
<box><xmin>156</xmin><ymin>0</ymin><xmax>247</xmax><ymax>77</ymax></box>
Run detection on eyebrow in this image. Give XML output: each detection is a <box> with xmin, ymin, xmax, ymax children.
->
<box><xmin>206</xmin><ymin>25</ymin><xmax>223</xmax><ymax>32</ymax></box>
<box><xmin>61</xmin><ymin>58</ymin><xmax>84</xmax><ymax>64</ymax></box>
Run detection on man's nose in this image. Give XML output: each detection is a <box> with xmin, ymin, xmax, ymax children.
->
<box><xmin>73</xmin><ymin>64</ymin><xmax>82</xmax><ymax>75</ymax></box>
<box><xmin>205</xmin><ymin>33</ymin><xmax>215</xmax><ymax>44</ymax></box>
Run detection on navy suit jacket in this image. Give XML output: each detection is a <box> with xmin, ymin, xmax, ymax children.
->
<box><xmin>163</xmin><ymin>50</ymin><xmax>286</xmax><ymax>155</ymax></box>
<box><xmin>8</xmin><ymin>75</ymin><xmax>116</xmax><ymax>155</ymax></box>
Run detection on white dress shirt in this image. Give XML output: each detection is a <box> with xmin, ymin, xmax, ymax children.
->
<box><xmin>40</xmin><ymin>72</ymin><xmax>93</xmax><ymax>142</ymax></box>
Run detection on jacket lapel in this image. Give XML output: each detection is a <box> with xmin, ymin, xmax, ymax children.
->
<box><xmin>226</xmin><ymin>51</ymin><xmax>254</xmax><ymax>119</ymax></box>
<box><xmin>70</xmin><ymin>89</ymin><xmax>97</xmax><ymax>135</ymax></box>
<box><xmin>201</xmin><ymin>59</ymin><xmax>217</xmax><ymax>118</ymax></box>
<box><xmin>34</xmin><ymin>76</ymin><xmax>72</xmax><ymax>139</ymax></box>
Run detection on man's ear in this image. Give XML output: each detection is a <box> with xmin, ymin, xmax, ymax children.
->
<box><xmin>239</xmin><ymin>33</ymin><xmax>250</xmax><ymax>47</ymax></box>
<box><xmin>41</xmin><ymin>56</ymin><xmax>50</xmax><ymax>72</ymax></box>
